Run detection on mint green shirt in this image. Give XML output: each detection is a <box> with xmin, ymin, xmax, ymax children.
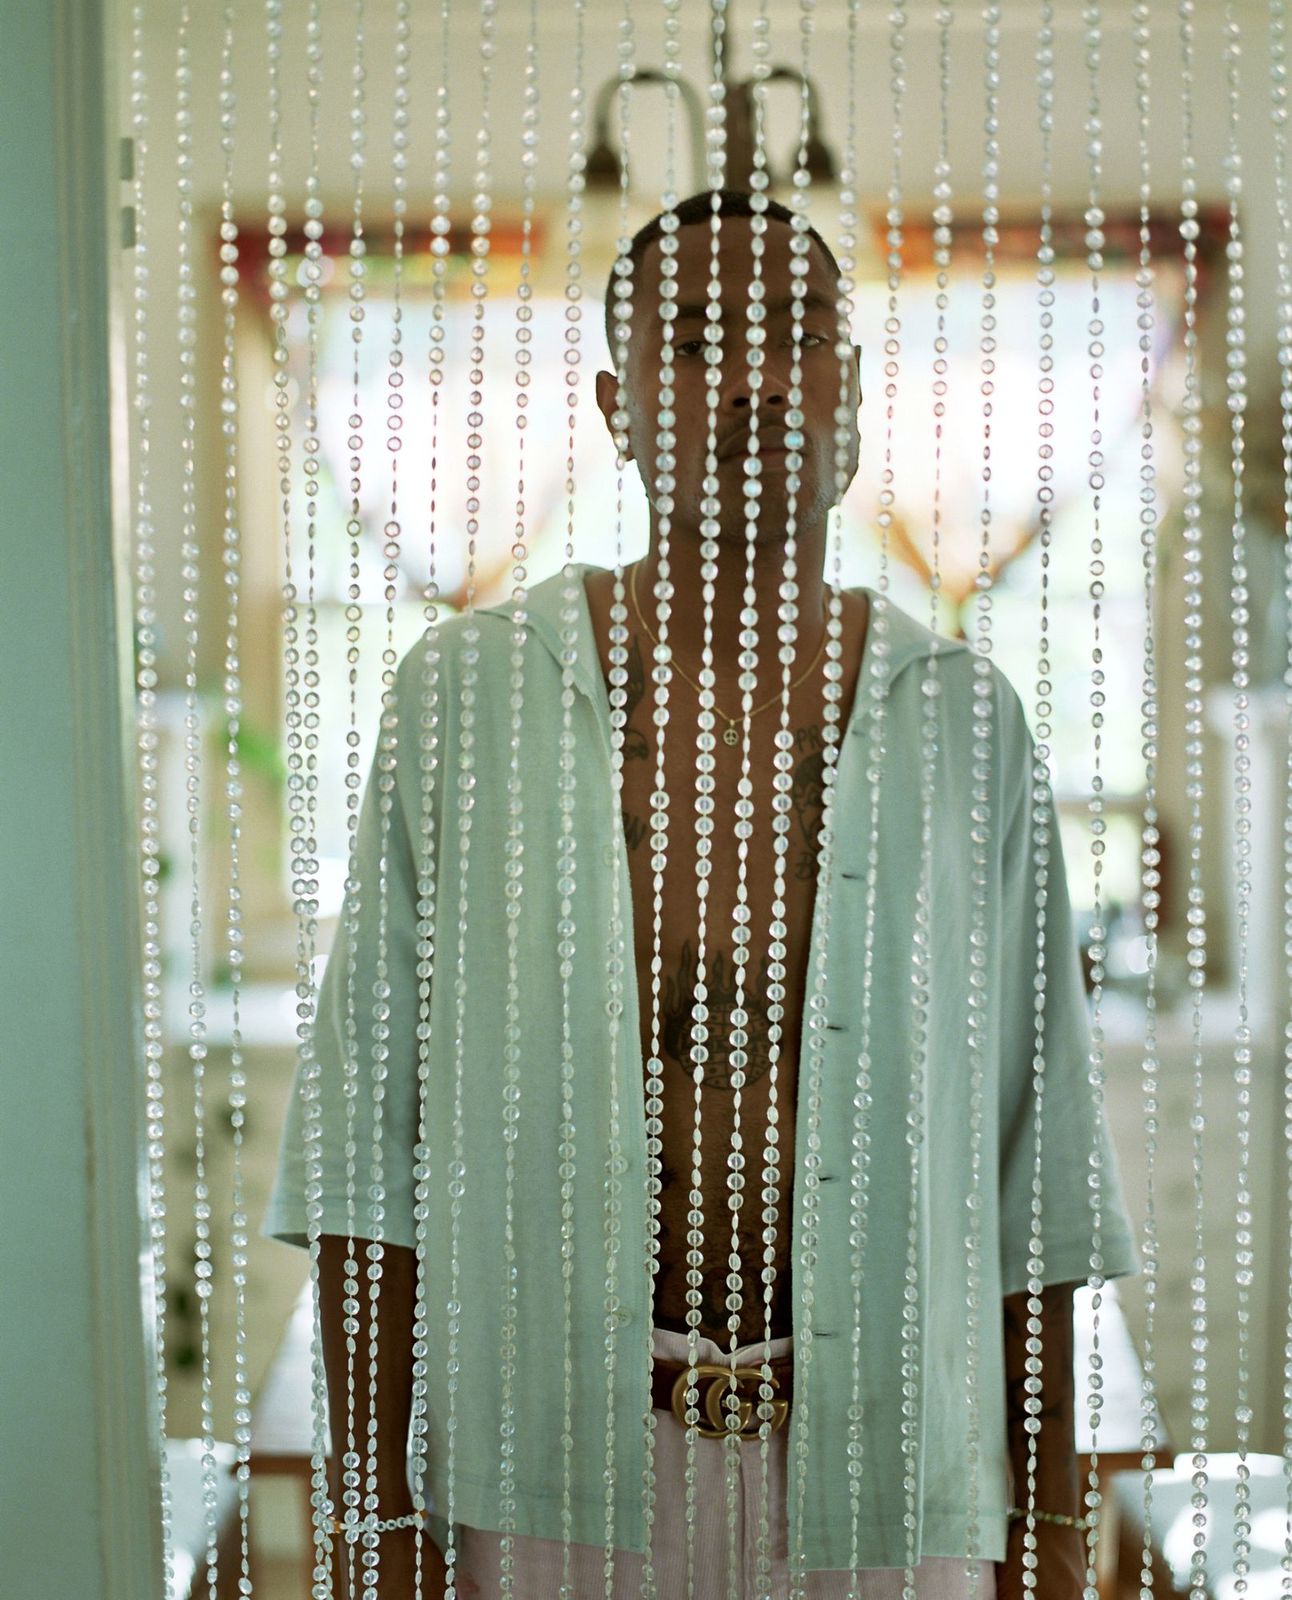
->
<box><xmin>262</xmin><ymin>562</ymin><xmax>1141</xmax><ymax>1571</ymax></box>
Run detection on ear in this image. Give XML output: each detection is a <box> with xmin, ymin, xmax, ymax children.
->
<box><xmin>595</xmin><ymin>368</ymin><xmax>635</xmax><ymax>463</ymax></box>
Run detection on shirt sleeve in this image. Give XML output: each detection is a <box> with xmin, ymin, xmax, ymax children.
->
<box><xmin>996</xmin><ymin>707</ymin><xmax>1142</xmax><ymax>1298</ymax></box>
<box><xmin>259</xmin><ymin>647</ymin><xmax>436</xmax><ymax>1253</ymax></box>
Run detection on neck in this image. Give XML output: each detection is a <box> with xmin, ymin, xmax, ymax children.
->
<box><xmin>631</xmin><ymin>528</ymin><xmax>833</xmax><ymax>691</ymax></box>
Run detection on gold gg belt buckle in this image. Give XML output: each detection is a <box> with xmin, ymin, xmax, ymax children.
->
<box><xmin>669</xmin><ymin>1362</ymin><xmax>789</xmax><ymax>1440</ymax></box>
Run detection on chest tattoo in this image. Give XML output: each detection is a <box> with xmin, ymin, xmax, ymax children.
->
<box><xmin>620</xmin><ymin>719</ymin><xmax>828</xmax><ymax>867</ymax></box>
<box><xmin>659</xmin><ymin>941</ymin><xmax>784</xmax><ymax>1089</ymax></box>
<box><xmin>789</xmin><ymin>724</ymin><xmax>828</xmax><ymax>881</ymax></box>
<box><xmin>619</xmin><ymin>633</ymin><xmax>651</xmax><ymax>761</ymax></box>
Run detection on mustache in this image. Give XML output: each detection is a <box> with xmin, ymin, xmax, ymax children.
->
<box><xmin>718</xmin><ymin>426</ymin><xmax>795</xmax><ymax>461</ymax></box>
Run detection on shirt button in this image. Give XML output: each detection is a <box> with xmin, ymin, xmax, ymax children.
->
<box><xmin>602</xmin><ymin>844</ymin><xmax>616</xmax><ymax>866</ymax></box>
<box><xmin>613</xmin><ymin>1307</ymin><xmax>632</xmax><ymax>1327</ymax></box>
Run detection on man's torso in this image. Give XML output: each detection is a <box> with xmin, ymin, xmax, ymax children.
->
<box><xmin>583</xmin><ymin>564</ymin><xmax>868</xmax><ymax>1343</ymax></box>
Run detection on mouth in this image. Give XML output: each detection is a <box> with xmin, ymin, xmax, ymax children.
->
<box><xmin>721</xmin><ymin>437</ymin><xmax>794</xmax><ymax>463</ymax></box>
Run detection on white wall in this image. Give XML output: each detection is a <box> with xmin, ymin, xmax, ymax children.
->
<box><xmin>1</xmin><ymin>0</ymin><xmax>162</xmax><ymax>1595</ymax></box>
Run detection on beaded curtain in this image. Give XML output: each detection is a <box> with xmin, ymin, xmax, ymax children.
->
<box><xmin>122</xmin><ymin>1</ymin><xmax>1290</xmax><ymax>1597</ymax></box>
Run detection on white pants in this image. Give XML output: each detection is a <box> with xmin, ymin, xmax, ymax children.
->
<box><xmin>441</xmin><ymin>1322</ymin><xmax>998</xmax><ymax>1600</ymax></box>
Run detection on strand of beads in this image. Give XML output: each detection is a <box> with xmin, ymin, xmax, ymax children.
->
<box><xmin>823</xmin><ymin>0</ymin><xmax>876</xmax><ymax>1574</ymax></box>
<box><xmin>298</xmin><ymin>23</ymin><xmax>325</xmax><ymax>1021</ymax></box>
<box><xmin>1127</xmin><ymin>0</ymin><xmax>1165</xmax><ymax>1584</ymax></box>
<box><xmin>1222</xmin><ymin>0</ymin><xmax>1258</xmax><ymax>1561</ymax></box>
<box><xmin>1272</xmin><ymin>2</ymin><xmax>1292</xmax><ymax>1573</ymax></box>
<box><xmin>173</xmin><ymin>7</ymin><xmax>224</xmax><ymax>1591</ymax></box>
<box><xmin>1171</xmin><ymin>10</ymin><xmax>1216</xmax><ymax>1600</ymax></box>
<box><xmin>411</xmin><ymin>6</ymin><xmax>463</xmax><ymax>1594</ymax></box>
<box><xmin>910</xmin><ymin>12</ymin><xmax>951</xmax><ymax>1600</ymax></box>
<box><xmin>127</xmin><ymin>5</ymin><xmax>177</xmax><ymax>1591</ymax></box>
<box><xmin>299</xmin><ymin>0</ymin><xmax>335</xmax><ymax>1580</ymax></box>
<box><xmin>334</xmin><ymin>10</ymin><xmax>395</xmax><ymax>1596</ymax></box>
<box><xmin>857</xmin><ymin>9</ymin><xmax>952</xmax><ymax>1599</ymax></box>
<box><xmin>1069</xmin><ymin>6</ymin><xmax>1114</xmax><ymax>1590</ymax></box>
<box><xmin>673</xmin><ymin>2</ymin><xmax>734</xmax><ymax>1587</ymax></box>
<box><xmin>551</xmin><ymin>5</ymin><xmax>591</xmax><ymax>1590</ymax></box>
<box><xmin>360</xmin><ymin>6</ymin><xmax>421</xmax><ymax>1594</ymax></box>
<box><xmin>955</xmin><ymin>5</ymin><xmax>1005</xmax><ymax>1594</ymax></box>
<box><xmin>214</xmin><ymin>8</ymin><xmax>253</xmax><ymax>1591</ymax></box>
<box><xmin>442</xmin><ymin>3</ymin><xmax>497</xmax><ymax>1594</ymax></box>
<box><xmin>493</xmin><ymin>5</ymin><xmax>541</xmax><ymax>1590</ymax></box>
<box><xmin>614</xmin><ymin>4</ymin><xmax>670</xmax><ymax>1592</ymax></box>
<box><xmin>1219</xmin><ymin>2</ymin><xmax>1258</xmax><ymax>1586</ymax></box>
<box><xmin>594</xmin><ymin>3</ymin><xmax>636</xmax><ymax>1574</ymax></box>
<box><xmin>334</xmin><ymin>0</ymin><xmax>370</xmax><ymax>1570</ymax></box>
<box><xmin>782</xmin><ymin>7</ymin><xmax>849</xmax><ymax>1593</ymax></box>
<box><xmin>1016</xmin><ymin>0</ymin><xmax>1087</xmax><ymax>1587</ymax></box>
<box><xmin>316</xmin><ymin>4</ymin><xmax>407</xmax><ymax>1588</ymax></box>
<box><xmin>407</xmin><ymin>5</ymin><xmax>453</xmax><ymax>1592</ymax></box>
<box><xmin>330</xmin><ymin>1509</ymin><xmax>429</xmax><ymax>1546</ymax></box>
<box><xmin>736</xmin><ymin>6</ymin><xmax>789</xmax><ymax>1593</ymax></box>
<box><xmin>711</xmin><ymin>5</ymin><xmax>771</xmax><ymax>1580</ymax></box>
<box><xmin>599</xmin><ymin>536</ymin><xmax>631</xmax><ymax>1586</ymax></box>
<box><xmin>264</xmin><ymin>2</ymin><xmax>330</xmax><ymax>1587</ymax></box>
<box><xmin>1016</xmin><ymin>15</ymin><xmax>1061</xmax><ymax>1600</ymax></box>
<box><xmin>1010</xmin><ymin>3</ymin><xmax>1068</xmax><ymax>1587</ymax></box>
<box><xmin>835</xmin><ymin>1</ymin><xmax>905</xmax><ymax>1583</ymax></box>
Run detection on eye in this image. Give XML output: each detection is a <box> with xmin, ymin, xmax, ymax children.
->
<box><xmin>673</xmin><ymin>331</ymin><xmax>828</xmax><ymax>358</ymax></box>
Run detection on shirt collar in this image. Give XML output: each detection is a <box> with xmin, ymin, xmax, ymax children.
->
<box><xmin>480</xmin><ymin>561</ymin><xmax>966</xmax><ymax>705</ymax></box>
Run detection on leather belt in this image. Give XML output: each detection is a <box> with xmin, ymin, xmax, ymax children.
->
<box><xmin>651</xmin><ymin>1355</ymin><xmax>793</xmax><ymax>1439</ymax></box>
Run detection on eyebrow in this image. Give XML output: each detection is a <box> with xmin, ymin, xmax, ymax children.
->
<box><xmin>670</xmin><ymin>288</ymin><xmax>839</xmax><ymax>323</ymax></box>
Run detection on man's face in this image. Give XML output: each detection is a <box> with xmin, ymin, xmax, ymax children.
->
<box><xmin>599</xmin><ymin>215</ymin><xmax>862</xmax><ymax>547</ymax></box>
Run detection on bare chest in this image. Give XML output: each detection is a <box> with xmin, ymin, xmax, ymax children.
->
<box><xmin>586</xmin><ymin>572</ymin><xmax>867</xmax><ymax>1343</ymax></box>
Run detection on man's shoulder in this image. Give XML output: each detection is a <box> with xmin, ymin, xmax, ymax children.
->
<box><xmin>870</xmin><ymin>594</ymin><xmax>976</xmax><ymax>694</ymax></box>
<box><xmin>388</xmin><ymin>592</ymin><xmax>580</xmax><ymax>751</ymax></box>
<box><xmin>869</xmin><ymin>592</ymin><xmax>967</xmax><ymax>680</ymax></box>
<box><xmin>869</xmin><ymin>593</ymin><xmax>1031</xmax><ymax>748</ymax></box>
<box><xmin>394</xmin><ymin>599</ymin><xmax>556</xmax><ymax>677</ymax></box>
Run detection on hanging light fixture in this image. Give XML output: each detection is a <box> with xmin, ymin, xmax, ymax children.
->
<box><xmin>583</xmin><ymin>0</ymin><xmax>837</xmax><ymax>198</ymax></box>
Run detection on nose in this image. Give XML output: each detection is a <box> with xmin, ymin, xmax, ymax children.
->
<box><xmin>718</xmin><ymin>343</ymin><xmax>789</xmax><ymax>417</ymax></box>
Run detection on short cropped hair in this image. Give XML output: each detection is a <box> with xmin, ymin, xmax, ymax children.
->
<box><xmin>602</xmin><ymin>187</ymin><xmax>843</xmax><ymax>357</ymax></box>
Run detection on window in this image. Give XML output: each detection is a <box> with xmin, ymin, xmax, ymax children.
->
<box><xmin>241</xmin><ymin>207</ymin><xmax>1221</xmax><ymax>956</ymax></box>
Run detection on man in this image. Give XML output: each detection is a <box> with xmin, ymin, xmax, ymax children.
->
<box><xmin>263</xmin><ymin>189</ymin><xmax>1141</xmax><ymax>1598</ymax></box>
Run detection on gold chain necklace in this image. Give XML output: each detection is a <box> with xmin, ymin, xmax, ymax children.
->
<box><xmin>628</xmin><ymin>559</ymin><xmax>830</xmax><ymax>748</ymax></box>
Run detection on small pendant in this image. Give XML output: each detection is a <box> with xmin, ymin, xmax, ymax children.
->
<box><xmin>722</xmin><ymin>724</ymin><xmax>740</xmax><ymax>747</ymax></box>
